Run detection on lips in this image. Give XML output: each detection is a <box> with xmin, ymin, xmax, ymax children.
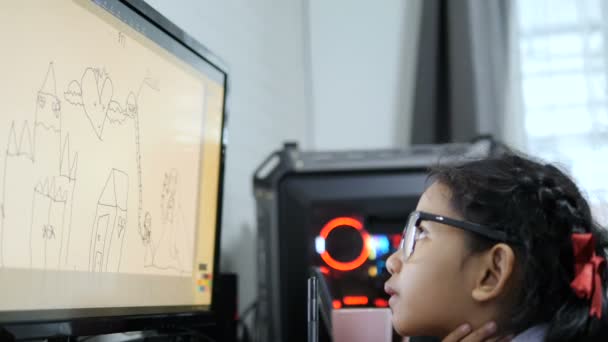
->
<box><xmin>384</xmin><ymin>283</ymin><xmax>397</xmax><ymax>296</ymax></box>
<box><xmin>385</xmin><ymin>283</ymin><xmax>398</xmax><ymax>309</ymax></box>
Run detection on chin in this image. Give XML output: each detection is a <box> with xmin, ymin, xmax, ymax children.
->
<box><xmin>392</xmin><ymin>315</ymin><xmax>442</xmax><ymax>338</ymax></box>
<box><xmin>393</xmin><ymin>324</ymin><xmax>423</xmax><ymax>338</ymax></box>
<box><xmin>391</xmin><ymin>314</ymin><xmax>416</xmax><ymax>337</ymax></box>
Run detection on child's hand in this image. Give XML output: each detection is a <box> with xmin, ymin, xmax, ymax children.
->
<box><xmin>442</xmin><ymin>322</ymin><xmax>512</xmax><ymax>342</ymax></box>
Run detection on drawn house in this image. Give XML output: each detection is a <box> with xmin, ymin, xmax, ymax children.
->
<box><xmin>1</xmin><ymin>63</ymin><xmax>70</xmax><ymax>269</ymax></box>
<box><xmin>6</xmin><ymin>121</ymin><xmax>33</xmax><ymax>160</ymax></box>
<box><xmin>33</xmin><ymin>61</ymin><xmax>62</xmax><ymax>171</ymax></box>
<box><xmin>1</xmin><ymin>122</ymin><xmax>35</xmax><ymax>268</ymax></box>
<box><xmin>30</xmin><ymin>177</ymin><xmax>68</xmax><ymax>269</ymax></box>
<box><xmin>89</xmin><ymin>169</ymin><xmax>128</xmax><ymax>272</ymax></box>
<box><xmin>30</xmin><ymin>137</ymin><xmax>77</xmax><ymax>269</ymax></box>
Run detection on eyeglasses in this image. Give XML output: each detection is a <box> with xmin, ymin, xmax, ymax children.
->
<box><xmin>399</xmin><ymin>211</ymin><xmax>512</xmax><ymax>261</ymax></box>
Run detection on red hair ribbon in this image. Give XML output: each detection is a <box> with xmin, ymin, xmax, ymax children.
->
<box><xmin>570</xmin><ymin>233</ymin><xmax>605</xmax><ymax>319</ymax></box>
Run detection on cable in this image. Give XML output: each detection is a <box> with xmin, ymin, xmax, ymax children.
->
<box><xmin>239</xmin><ymin>300</ymin><xmax>257</xmax><ymax>321</ymax></box>
<box><xmin>236</xmin><ymin>299</ymin><xmax>258</xmax><ymax>342</ymax></box>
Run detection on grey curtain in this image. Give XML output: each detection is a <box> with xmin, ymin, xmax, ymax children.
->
<box><xmin>408</xmin><ymin>2</ymin><xmax>513</xmax><ymax>339</ymax></box>
<box><xmin>410</xmin><ymin>0</ymin><xmax>513</xmax><ymax>144</ymax></box>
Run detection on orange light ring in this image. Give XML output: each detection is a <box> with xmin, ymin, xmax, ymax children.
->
<box><xmin>319</xmin><ymin>217</ymin><xmax>370</xmax><ymax>271</ymax></box>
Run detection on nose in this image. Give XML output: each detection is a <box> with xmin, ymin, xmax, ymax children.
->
<box><xmin>385</xmin><ymin>250</ymin><xmax>402</xmax><ymax>275</ymax></box>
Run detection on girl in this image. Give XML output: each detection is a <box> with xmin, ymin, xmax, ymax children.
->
<box><xmin>385</xmin><ymin>152</ymin><xmax>608</xmax><ymax>341</ymax></box>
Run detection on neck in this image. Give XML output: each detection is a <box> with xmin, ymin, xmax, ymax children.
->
<box><xmin>441</xmin><ymin>303</ymin><xmax>509</xmax><ymax>339</ymax></box>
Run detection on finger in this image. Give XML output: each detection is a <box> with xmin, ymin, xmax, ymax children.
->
<box><xmin>441</xmin><ymin>324</ymin><xmax>472</xmax><ymax>342</ymax></box>
<box><xmin>496</xmin><ymin>335</ymin><xmax>514</xmax><ymax>342</ymax></box>
<box><xmin>460</xmin><ymin>322</ymin><xmax>498</xmax><ymax>342</ymax></box>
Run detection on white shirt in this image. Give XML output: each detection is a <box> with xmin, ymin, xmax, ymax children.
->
<box><xmin>512</xmin><ymin>324</ymin><xmax>548</xmax><ymax>342</ymax></box>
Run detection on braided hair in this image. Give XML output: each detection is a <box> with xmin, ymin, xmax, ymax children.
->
<box><xmin>429</xmin><ymin>151</ymin><xmax>608</xmax><ymax>342</ymax></box>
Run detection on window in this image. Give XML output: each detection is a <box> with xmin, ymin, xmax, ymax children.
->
<box><xmin>516</xmin><ymin>0</ymin><xmax>608</xmax><ymax>224</ymax></box>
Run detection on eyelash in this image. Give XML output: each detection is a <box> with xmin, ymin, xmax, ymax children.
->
<box><xmin>415</xmin><ymin>225</ymin><xmax>428</xmax><ymax>240</ymax></box>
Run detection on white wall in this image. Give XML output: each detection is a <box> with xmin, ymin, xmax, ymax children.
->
<box><xmin>308</xmin><ymin>0</ymin><xmax>421</xmax><ymax>150</ymax></box>
<box><xmin>144</xmin><ymin>0</ymin><xmax>312</xmax><ymax>313</ymax></box>
<box><xmin>141</xmin><ymin>0</ymin><xmax>421</xmax><ymax>323</ymax></box>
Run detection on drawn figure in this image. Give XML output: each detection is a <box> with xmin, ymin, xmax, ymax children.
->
<box><xmin>145</xmin><ymin>169</ymin><xmax>189</xmax><ymax>273</ymax></box>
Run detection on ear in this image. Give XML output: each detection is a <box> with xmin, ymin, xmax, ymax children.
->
<box><xmin>471</xmin><ymin>243</ymin><xmax>516</xmax><ymax>302</ymax></box>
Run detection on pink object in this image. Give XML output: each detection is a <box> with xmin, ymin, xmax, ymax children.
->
<box><xmin>332</xmin><ymin>308</ymin><xmax>392</xmax><ymax>342</ymax></box>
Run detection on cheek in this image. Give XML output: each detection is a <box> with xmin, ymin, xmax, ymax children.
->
<box><xmin>390</xmin><ymin>244</ymin><xmax>469</xmax><ymax>336</ymax></box>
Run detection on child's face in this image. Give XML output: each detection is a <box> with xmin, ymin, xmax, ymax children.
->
<box><xmin>384</xmin><ymin>181</ymin><xmax>480</xmax><ymax>337</ymax></box>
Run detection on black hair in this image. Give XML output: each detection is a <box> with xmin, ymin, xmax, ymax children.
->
<box><xmin>429</xmin><ymin>150</ymin><xmax>608</xmax><ymax>342</ymax></box>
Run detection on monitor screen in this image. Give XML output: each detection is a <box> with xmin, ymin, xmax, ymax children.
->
<box><xmin>0</xmin><ymin>0</ymin><xmax>225</xmax><ymax>322</ymax></box>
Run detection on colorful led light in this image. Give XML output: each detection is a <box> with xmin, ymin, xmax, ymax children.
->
<box><xmin>368</xmin><ymin>239</ymin><xmax>377</xmax><ymax>260</ymax></box>
<box><xmin>375</xmin><ymin>235</ymin><xmax>390</xmax><ymax>256</ymax></box>
<box><xmin>343</xmin><ymin>296</ymin><xmax>369</xmax><ymax>306</ymax></box>
<box><xmin>391</xmin><ymin>234</ymin><xmax>402</xmax><ymax>250</ymax></box>
<box><xmin>377</xmin><ymin>260</ymin><xmax>386</xmax><ymax>273</ymax></box>
<box><xmin>368</xmin><ymin>265</ymin><xmax>378</xmax><ymax>277</ymax></box>
<box><xmin>374</xmin><ymin>298</ymin><xmax>389</xmax><ymax>307</ymax></box>
<box><xmin>315</xmin><ymin>236</ymin><xmax>326</xmax><ymax>254</ymax></box>
<box><xmin>368</xmin><ymin>235</ymin><xmax>391</xmax><ymax>260</ymax></box>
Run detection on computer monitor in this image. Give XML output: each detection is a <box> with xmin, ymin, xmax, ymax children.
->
<box><xmin>0</xmin><ymin>0</ymin><xmax>226</xmax><ymax>338</ymax></box>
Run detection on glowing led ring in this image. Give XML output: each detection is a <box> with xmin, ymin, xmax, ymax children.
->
<box><xmin>319</xmin><ymin>217</ymin><xmax>370</xmax><ymax>271</ymax></box>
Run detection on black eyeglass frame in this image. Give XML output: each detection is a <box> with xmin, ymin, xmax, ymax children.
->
<box><xmin>400</xmin><ymin>210</ymin><xmax>516</xmax><ymax>260</ymax></box>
